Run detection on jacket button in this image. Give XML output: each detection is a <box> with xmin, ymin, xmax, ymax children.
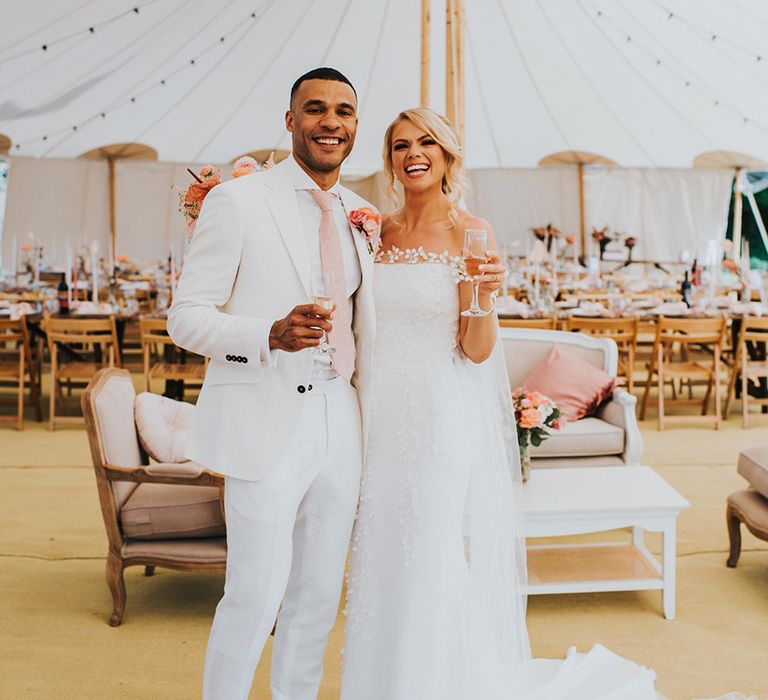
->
<box><xmin>226</xmin><ymin>354</ymin><xmax>232</xmax><ymax>361</ymax></box>
<box><xmin>236</xmin><ymin>356</ymin><xmax>243</xmax><ymax>363</ymax></box>
<box><xmin>297</xmin><ymin>385</ymin><xmax>306</xmax><ymax>393</ymax></box>
<box><xmin>307</xmin><ymin>384</ymin><xmax>313</xmax><ymax>391</ymax></box>
<box><xmin>241</xmin><ymin>356</ymin><xmax>248</xmax><ymax>364</ymax></box>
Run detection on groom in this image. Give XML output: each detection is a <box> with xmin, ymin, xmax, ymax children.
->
<box><xmin>168</xmin><ymin>67</ymin><xmax>376</xmax><ymax>699</ymax></box>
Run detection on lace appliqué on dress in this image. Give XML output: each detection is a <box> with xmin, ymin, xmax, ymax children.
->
<box><xmin>375</xmin><ymin>245</ymin><xmax>472</xmax><ymax>282</ymax></box>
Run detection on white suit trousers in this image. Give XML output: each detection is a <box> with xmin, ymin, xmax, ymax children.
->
<box><xmin>202</xmin><ymin>379</ymin><xmax>362</xmax><ymax>700</ymax></box>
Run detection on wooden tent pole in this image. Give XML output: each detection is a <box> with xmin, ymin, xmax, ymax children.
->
<box><xmin>578</xmin><ymin>162</ymin><xmax>586</xmax><ymax>258</ymax></box>
<box><xmin>455</xmin><ymin>0</ymin><xmax>465</xmax><ymax>144</ymax></box>
<box><xmin>108</xmin><ymin>156</ymin><xmax>116</xmax><ymax>269</ymax></box>
<box><xmin>733</xmin><ymin>167</ymin><xmax>743</xmax><ymax>264</ymax></box>
<box><xmin>420</xmin><ymin>0</ymin><xmax>430</xmax><ymax>107</ymax></box>
<box><xmin>445</xmin><ymin>0</ymin><xmax>455</xmax><ymax>125</ymax></box>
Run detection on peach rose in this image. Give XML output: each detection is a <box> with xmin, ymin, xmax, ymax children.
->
<box><xmin>362</xmin><ymin>217</ymin><xmax>379</xmax><ymax>234</ymax></box>
<box><xmin>529</xmin><ymin>391</ymin><xmax>547</xmax><ymax>407</ymax></box>
<box><xmin>349</xmin><ymin>209</ymin><xmax>366</xmax><ymax>227</ymax></box>
<box><xmin>519</xmin><ymin>408</ymin><xmax>543</xmax><ymax>429</ymax></box>
<box><xmin>20</xmin><ymin>243</ymin><xmax>33</xmax><ymax>253</ymax></box>
<box><xmin>185</xmin><ymin>177</ymin><xmax>219</xmax><ymax>204</ymax></box>
<box><xmin>199</xmin><ymin>164</ymin><xmax>216</xmax><ymax>178</ymax></box>
<box><xmin>520</xmin><ymin>398</ymin><xmax>533</xmax><ymax>409</ymax></box>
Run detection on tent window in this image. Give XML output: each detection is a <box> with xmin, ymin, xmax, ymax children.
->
<box><xmin>725</xmin><ymin>171</ymin><xmax>768</xmax><ymax>270</ymax></box>
<box><xmin>0</xmin><ymin>159</ymin><xmax>7</xmax><ymax>264</ymax></box>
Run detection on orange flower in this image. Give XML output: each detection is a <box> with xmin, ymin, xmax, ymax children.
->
<box><xmin>20</xmin><ymin>243</ymin><xmax>32</xmax><ymax>253</ymax></box>
<box><xmin>519</xmin><ymin>408</ymin><xmax>543</xmax><ymax>429</ymax></box>
<box><xmin>529</xmin><ymin>391</ymin><xmax>547</xmax><ymax>408</ymax></box>
<box><xmin>723</xmin><ymin>258</ymin><xmax>739</xmax><ymax>273</ymax></box>
<box><xmin>185</xmin><ymin>177</ymin><xmax>220</xmax><ymax>204</ymax></box>
<box><xmin>565</xmin><ymin>234</ymin><xmax>575</xmax><ymax>245</ymax></box>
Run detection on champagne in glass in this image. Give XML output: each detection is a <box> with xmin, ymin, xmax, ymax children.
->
<box><xmin>462</xmin><ymin>228</ymin><xmax>491</xmax><ymax>317</ymax></box>
<box><xmin>310</xmin><ymin>264</ymin><xmax>335</xmax><ymax>354</ymax></box>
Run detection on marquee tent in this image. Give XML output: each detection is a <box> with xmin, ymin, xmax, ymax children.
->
<box><xmin>1</xmin><ymin>0</ymin><xmax>768</xmax><ymax>266</ymax></box>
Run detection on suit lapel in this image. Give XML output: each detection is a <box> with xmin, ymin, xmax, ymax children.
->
<box><xmin>263</xmin><ymin>164</ymin><xmax>311</xmax><ymax>295</ymax></box>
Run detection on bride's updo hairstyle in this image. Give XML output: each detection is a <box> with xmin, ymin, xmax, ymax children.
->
<box><xmin>382</xmin><ymin>107</ymin><xmax>468</xmax><ymax>222</ymax></box>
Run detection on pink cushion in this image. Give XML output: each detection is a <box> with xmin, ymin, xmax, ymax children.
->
<box><xmin>521</xmin><ymin>344</ymin><xmax>617</xmax><ymax>421</ymax></box>
<box><xmin>134</xmin><ymin>392</ymin><xmax>193</xmax><ymax>463</ymax></box>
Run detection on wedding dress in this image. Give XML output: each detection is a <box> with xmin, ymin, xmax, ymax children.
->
<box><xmin>340</xmin><ymin>248</ymin><xmax>663</xmax><ymax>700</ymax></box>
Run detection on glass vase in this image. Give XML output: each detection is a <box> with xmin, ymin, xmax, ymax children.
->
<box><xmin>519</xmin><ymin>441</ymin><xmax>531</xmax><ymax>483</ymax></box>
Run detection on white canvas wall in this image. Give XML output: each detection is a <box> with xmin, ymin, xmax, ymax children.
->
<box><xmin>1</xmin><ymin>156</ymin><xmax>734</xmax><ymax>271</ymax></box>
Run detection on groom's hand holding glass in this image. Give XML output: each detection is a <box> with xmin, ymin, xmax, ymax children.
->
<box><xmin>269</xmin><ymin>303</ymin><xmax>336</xmax><ymax>352</ymax></box>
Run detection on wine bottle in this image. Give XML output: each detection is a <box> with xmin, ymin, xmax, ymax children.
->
<box><xmin>681</xmin><ymin>270</ymin><xmax>692</xmax><ymax>308</ymax></box>
<box><xmin>57</xmin><ymin>273</ymin><xmax>70</xmax><ymax>315</ymax></box>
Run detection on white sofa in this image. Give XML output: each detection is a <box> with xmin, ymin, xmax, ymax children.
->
<box><xmin>499</xmin><ymin>327</ymin><xmax>643</xmax><ymax>468</ymax></box>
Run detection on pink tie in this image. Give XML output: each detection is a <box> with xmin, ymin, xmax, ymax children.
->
<box><xmin>309</xmin><ymin>190</ymin><xmax>355</xmax><ymax>381</ymax></box>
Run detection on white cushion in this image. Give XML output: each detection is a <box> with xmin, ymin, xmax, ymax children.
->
<box><xmin>134</xmin><ymin>392</ymin><xmax>194</xmax><ymax>463</ymax></box>
<box><xmin>530</xmin><ymin>417</ymin><xmax>624</xmax><ymax>458</ymax></box>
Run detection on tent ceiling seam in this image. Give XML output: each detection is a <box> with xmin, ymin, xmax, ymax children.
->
<box><xmin>464</xmin><ymin>14</ymin><xmax>502</xmax><ymax>168</ymax></box>
<box><xmin>496</xmin><ymin>0</ymin><xmax>574</xmax><ymax>154</ymax></box>
<box><xmin>0</xmin><ymin>0</ymin><xmax>196</xmax><ymax>131</ymax></box>
<box><xmin>579</xmin><ymin>0</ymin><xmax>721</xmax><ymax>156</ymax></box>
<box><xmin>535</xmin><ymin>0</ymin><xmax>657</xmax><ymax>166</ymax></box>
<box><xmin>192</xmin><ymin>0</ymin><xmax>310</xmax><ymax>161</ymax></box>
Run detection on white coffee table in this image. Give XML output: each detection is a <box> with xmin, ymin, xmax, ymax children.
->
<box><xmin>521</xmin><ymin>466</ymin><xmax>689</xmax><ymax>619</ymax></box>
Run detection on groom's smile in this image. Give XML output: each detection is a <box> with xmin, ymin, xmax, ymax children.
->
<box><xmin>286</xmin><ymin>78</ymin><xmax>358</xmax><ymax>183</ymax></box>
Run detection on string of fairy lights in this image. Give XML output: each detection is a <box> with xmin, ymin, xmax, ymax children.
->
<box><xmin>10</xmin><ymin>1</ymin><xmax>276</xmax><ymax>155</ymax></box>
<box><xmin>581</xmin><ymin>0</ymin><xmax>768</xmax><ymax>138</ymax></box>
<box><xmin>5</xmin><ymin>0</ymin><xmax>768</xmax><ymax>160</ymax></box>
<box><xmin>0</xmin><ymin>0</ymin><xmax>165</xmax><ymax>65</ymax></box>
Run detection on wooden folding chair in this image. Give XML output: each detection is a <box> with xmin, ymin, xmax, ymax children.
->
<box><xmin>640</xmin><ymin>316</ymin><xmax>727</xmax><ymax>430</ymax></box>
<box><xmin>498</xmin><ymin>317</ymin><xmax>558</xmax><ymax>330</ymax></box>
<box><xmin>565</xmin><ymin>316</ymin><xmax>639</xmax><ymax>393</ymax></box>
<box><xmin>0</xmin><ymin>318</ymin><xmax>31</xmax><ymax>429</ymax></box>
<box><xmin>140</xmin><ymin>317</ymin><xmax>207</xmax><ymax>397</ymax></box>
<box><xmin>45</xmin><ymin>316</ymin><xmax>121</xmax><ymax>429</ymax></box>
<box><xmin>724</xmin><ymin>316</ymin><xmax>768</xmax><ymax>427</ymax></box>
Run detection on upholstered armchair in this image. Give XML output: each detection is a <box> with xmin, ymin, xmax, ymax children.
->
<box><xmin>81</xmin><ymin>368</ymin><xmax>225</xmax><ymax>626</ymax></box>
<box><xmin>500</xmin><ymin>327</ymin><xmax>643</xmax><ymax>468</ymax></box>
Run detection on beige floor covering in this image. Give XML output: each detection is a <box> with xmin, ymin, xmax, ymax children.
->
<box><xmin>2</xmin><ymin>403</ymin><xmax>768</xmax><ymax>699</ymax></box>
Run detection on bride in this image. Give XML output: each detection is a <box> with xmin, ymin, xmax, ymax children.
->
<box><xmin>340</xmin><ymin>107</ymin><xmax>662</xmax><ymax>700</ymax></box>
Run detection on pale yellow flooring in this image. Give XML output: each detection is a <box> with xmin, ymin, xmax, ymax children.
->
<box><xmin>1</xmin><ymin>383</ymin><xmax>768</xmax><ymax>699</ymax></box>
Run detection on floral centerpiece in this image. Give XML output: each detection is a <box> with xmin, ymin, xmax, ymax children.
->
<box><xmin>179</xmin><ymin>155</ymin><xmax>270</xmax><ymax>240</ymax></box>
<box><xmin>624</xmin><ymin>236</ymin><xmax>638</xmax><ymax>262</ymax></box>
<box><xmin>512</xmin><ymin>388</ymin><xmax>565</xmax><ymax>482</ymax></box>
<box><xmin>532</xmin><ymin>224</ymin><xmax>560</xmax><ymax>253</ymax></box>
<box><xmin>591</xmin><ymin>226</ymin><xmax>610</xmax><ymax>259</ymax></box>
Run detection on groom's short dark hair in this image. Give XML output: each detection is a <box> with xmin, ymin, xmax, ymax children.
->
<box><xmin>290</xmin><ymin>67</ymin><xmax>357</xmax><ymax>107</ymax></box>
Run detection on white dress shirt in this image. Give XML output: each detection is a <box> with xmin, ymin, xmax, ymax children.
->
<box><xmin>275</xmin><ymin>155</ymin><xmax>362</xmax><ymax>381</ymax></box>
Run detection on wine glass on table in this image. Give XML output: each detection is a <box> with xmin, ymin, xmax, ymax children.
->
<box><xmin>462</xmin><ymin>228</ymin><xmax>491</xmax><ymax>317</ymax></box>
<box><xmin>310</xmin><ymin>264</ymin><xmax>335</xmax><ymax>354</ymax></box>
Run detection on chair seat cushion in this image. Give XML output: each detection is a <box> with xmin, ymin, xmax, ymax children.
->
<box><xmin>521</xmin><ymin>344</ymin><xmax>617</xmax><ymax>421</ymax></box>
<box><xmin>727</xmin><ymin>489</ymin><xmax>768</xmax><ymax>534</ymax></box>
<box><xmin>120</xmin><ymin>483</ymin><xmax>225</xmax><ymax>540</ymax></box>
<box><xmin>134</xmin><ymin>392</ymin><xmax>194</xmax><ymax>463</ymax></box>
<box><xmin>737</xmin><ymin>445</ymin><xmax>768</xmax><ymax>500</ymax></box>
<box><xmin>530</xmin><ymin>417</ymin><xmax>625</xmax><ymax>458</ymax></box>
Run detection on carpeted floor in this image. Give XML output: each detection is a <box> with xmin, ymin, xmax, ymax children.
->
<box><xmin>2</xmin><ymin>397</ymin><xmax>768</xmax><ymax>699</ymax></box>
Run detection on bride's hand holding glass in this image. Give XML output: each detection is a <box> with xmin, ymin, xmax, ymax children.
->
<box><xmin>475</xmin><ymin>250</ymin><xmax>506</xmax><ymax>300</ymax></box>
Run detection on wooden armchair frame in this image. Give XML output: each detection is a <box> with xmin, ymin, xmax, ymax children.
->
<box><xmin>82</xmin><ymin>368</ymin><xmax>225</xmax><ymax>626</ymax></box>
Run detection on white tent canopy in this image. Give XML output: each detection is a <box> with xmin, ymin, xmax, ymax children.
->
<box><xmin>3</xmin><ymin>0</ymin><xmax>768</xmax><ymax>168</ymax></box>
<box><xmin>0</xmin><ymin>0</ymin><xmax>765</xmax><ymax>267</ymax></box>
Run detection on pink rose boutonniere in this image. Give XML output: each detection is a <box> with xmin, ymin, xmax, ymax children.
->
<box><xmin>348</xmin><ymin>207</ymin><xmax>381</xmax><ymax>254</ymax></box>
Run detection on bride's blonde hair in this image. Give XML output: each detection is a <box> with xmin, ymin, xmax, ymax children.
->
<box><xmin>382</xmin><ymin>107</ymin><xmax>468</xmax><ymax>222</ymax></box>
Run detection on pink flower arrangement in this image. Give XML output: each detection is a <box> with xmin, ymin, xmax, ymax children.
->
<box><xmin>348</xmin><ymin>207</ymin><xmax>381</xmax><ymax>253</ymax></box>
<box><xmin>512</xmin><ymin>388</ymin><xmax>565</xmax><ymax>480</ymax></box>
<box><xmin>179</xmin><ymin>156</ymin><xmax>272</xmax><ymax>241</ymax></box>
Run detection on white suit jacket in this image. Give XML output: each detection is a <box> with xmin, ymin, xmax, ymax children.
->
<box><xmin>167</xmin><ymin>159</ymin><xmax>377</xmax><ymax>480</ymax></box>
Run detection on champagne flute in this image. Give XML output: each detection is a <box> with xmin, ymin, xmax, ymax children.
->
<box><xmin>310</xmin><ymin>264</ymin><xmax>335</xmax><ymax>354</ymax></box>
<box><xmin>462</xmin><ymin>228</ymin><xmax>491</xmax><ymax>317</ymax></box>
